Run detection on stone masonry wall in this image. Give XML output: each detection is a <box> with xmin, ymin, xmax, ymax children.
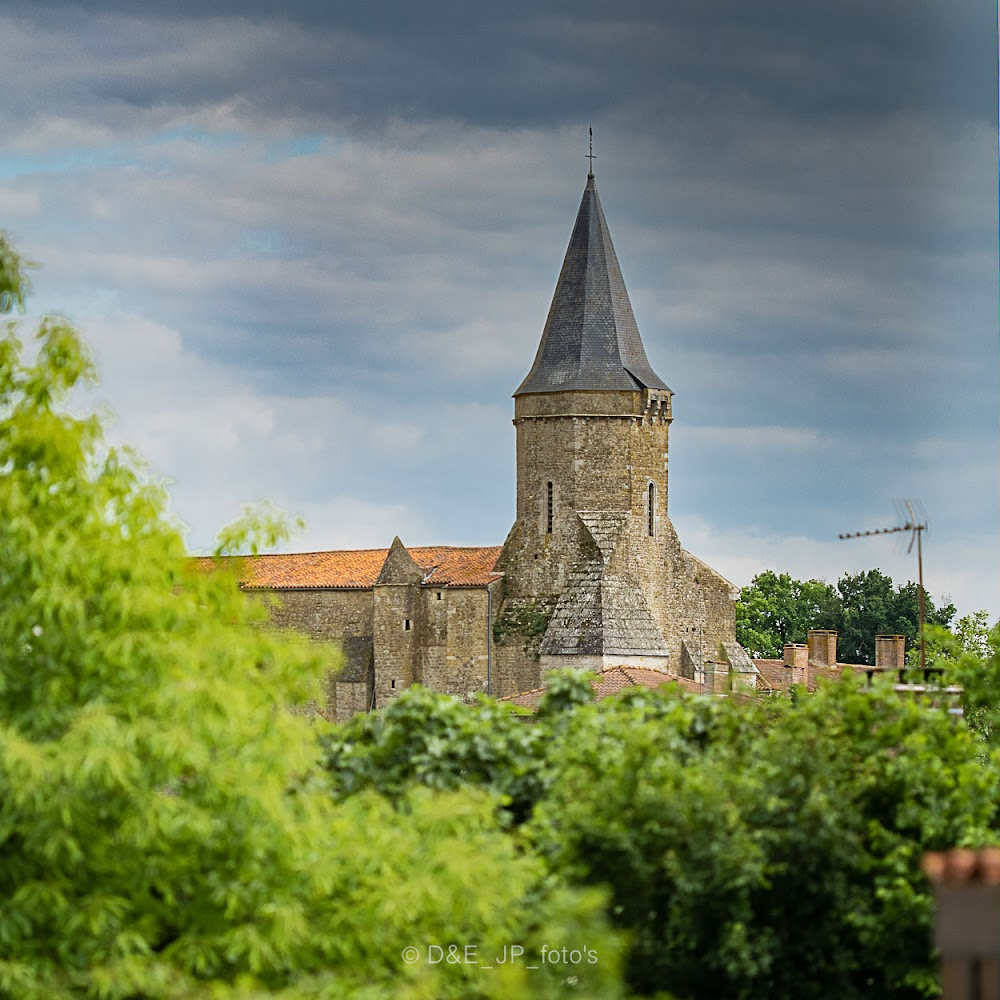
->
<box><xmin>420</xmin><ymin>585</ymin><xmax>495</xmax><ymax>700</ymax></box>
<box><xmin>256</xmin><ymin>588</ymin><xmax>373</xmax><ymax>717</ymax></box>
<box><xmin>262</xmin><ymin>581</ymin><xmax>500</xmax><ymax>715</ymax></box>
<box><xmin>499</xmin><ymin>388</ymin><xmax>671</xmax><ymax>603</ymax></box>
<box><xmin>492</xmin><ymin>643</ymin><xmax>544</xmax><ymax>699</ymax></box>
<box><xmin>373</xmin><ymin>582</ymin><xmax>419</xmax><ymax>707</ymax></box>
<box><xmin>497</xmin><ymin>385</ymin><xmax>737</xmax><ymax>673</ymax></box>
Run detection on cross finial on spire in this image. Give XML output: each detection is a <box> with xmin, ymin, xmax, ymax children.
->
<box><xmin>586</xmin><ymin>126</ymin><xmax>596</xmax><ymax>176</ymax></box>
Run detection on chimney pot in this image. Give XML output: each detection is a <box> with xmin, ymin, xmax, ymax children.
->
<box><xmin>783</xmin><ymin>643</ymin><xmax>809</xmax><ymax>686</ymax></box>
<box><xmin>808</xmin><ymin>629</ymin><xmax>838</xmax><ymax>667</ymax></box>
<box><xmin>875</xmin><ymin>634</ymin><xmax>906</xmax><ymax>669</ymax></box>
<box><xmin>783</xmin><ymin>643</ymin><xmax>808</xmax><ymax>669</ymax></box>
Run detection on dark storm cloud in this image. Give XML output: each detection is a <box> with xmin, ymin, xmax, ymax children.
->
<box><xmin>4</xmin><ymin>0</ymin><xmax>995</xmax><ymax>612</ymax></box>
<box><xmin>6</xmin><ymin>0</ymin><xmax>992</xmax><ymax>140</ymax></box>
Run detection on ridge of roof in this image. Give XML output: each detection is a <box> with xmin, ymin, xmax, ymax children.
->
<box><xmin>514</xmin><ymin>173</ymin><xmax>669</xmax><ymax>396</ymax></box>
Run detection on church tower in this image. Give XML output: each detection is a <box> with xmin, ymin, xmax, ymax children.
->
<box><xmin>493</xmin><ymin>169</ymin><xmax>749</xmax><ymax>688</ymax></box>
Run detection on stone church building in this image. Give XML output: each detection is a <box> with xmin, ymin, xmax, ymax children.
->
<box><xmin>221</xmin><ymin>170</ymin><xmax>754</xmax><ymax>719</ymax></box>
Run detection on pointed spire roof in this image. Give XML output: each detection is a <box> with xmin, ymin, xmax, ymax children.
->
<box><xmin>515</xmin><ymin>173</ymin><xmax>669</xmax><ymax>396</ymax></box>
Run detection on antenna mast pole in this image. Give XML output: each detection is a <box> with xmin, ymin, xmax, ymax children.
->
<box><xmin>839</xmin><ymin>502</ymin><xmax>927</xmax><ymax>672</ymax></box>
<box><xmin>912</xmin><ymin>503</ymin><xmax>926</xmax><ymax>675</ymax></box>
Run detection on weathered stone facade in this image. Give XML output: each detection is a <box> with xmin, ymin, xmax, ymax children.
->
<box><xmin>492</xmin><ymin>171</ymin><xmax>745</xmax><ymax>685</ymax></box>
<box><xmin>492</xmin><ymin>386</ymin><xmax>737</xmax><ymax>678</ymax></box>
<box><xmin>220</xmin><ymin>171</ymin><xmax>750</xmax><ymax>715</ymax></box>
<box><xmin>221</xmin><ymin>543</ymin><xmax>502</xmax><ymax>719</ymax></box>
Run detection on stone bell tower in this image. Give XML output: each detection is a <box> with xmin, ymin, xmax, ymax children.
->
<box><xmin>493</xmin><ymin>170</ymin><xmax>747</xmax><ymax>688</ymax></box>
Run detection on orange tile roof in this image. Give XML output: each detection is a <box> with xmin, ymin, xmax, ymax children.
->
<box><xmin>751</xmin><ymin>658</ymin><xmax>863</xmax><ymax>693</ymax></box>
<box><xmin>501</xmin><ymin>665</ymin><xmax>703</xmax><ymax>711</ymax></box>
<box><xmin>503</xmin><ymin>686</ymin><xmax>546</xmax><ymax>712</ymax></box>
<box><xmin>193</xmin><ymin>545</ymin><xmax>503</xmax><ymax>590</ymax></box>
<box><xmin>594</xmin><ymin>665</ymin><xmax>703</xmax><ymax>698</ymax></box>
<box><xmin>753</xmin><ymin>659</ymin><xmax>791</xmax><ymax>692</ymax></box>
<box><xmin>808</xmin><ymin>663</ymin><xmax>861</xmax><ymax>690</ymax></box>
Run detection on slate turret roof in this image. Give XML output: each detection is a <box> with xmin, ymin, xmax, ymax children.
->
<box><xmin>515</xmin><ymin>173</ymin><xmax>669</xmax><ymax>396</ymax></box>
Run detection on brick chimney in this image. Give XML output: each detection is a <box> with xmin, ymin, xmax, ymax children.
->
<box><xmin>808</xmin><ymin>629</ymin><xmax>838</xmax><ymax>667</ymax></box>
<box><xmin>875</xmin><ymin>634</ymin><xmax>906</xmax><ymax>670</ymax></box>
<box><xmin>783</xmin><ymin>643</ymin><xmax>809</xmax><ymax>686</ymax></box>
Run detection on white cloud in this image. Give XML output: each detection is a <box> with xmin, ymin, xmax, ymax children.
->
<box><xmin>0</xmin><ymin>188</ymin><xmax>40</xmax><ymax>215</ymax></box>
<box><xmin>3</xmin><ymin>5</ymin><xmax>993</xmax><ymax>623</ymax></box>
<box><xmin>65</xmin><ymin>310</ymin><xmax>453</xmax><ymax>550</ymax></box>
<box><xmin>275</xmin><ymin>497</ymin><xmax>427</xmax><ymax>553</ymax></box>
<box><xmin>674</xmin><ymin>514</ymin><xmax>1000</xmax><ymax>620</ymax></box>
<box><xmin>684</xmin><ymin>425</ymin><xmax>828</xmax><ymax>452</ymax></box>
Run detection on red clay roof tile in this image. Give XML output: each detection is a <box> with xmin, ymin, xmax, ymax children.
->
<box><xmin>193</xmin><ymin>545</ymin><xmax>503</xmax><ymax>590</ymax></box>
<box><xmin>501</xmin><ymin>665</ymin><xmax>703</xmax><ymax>711</ymax></box>
<box><xmin>752</xmin><ymin>659</ymin><xmax>787</xmax><ymax>692</ymax></box>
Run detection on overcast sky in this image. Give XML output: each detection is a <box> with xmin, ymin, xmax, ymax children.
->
<box><xmin>2</xmin><ymin>1</ymin><xmax>996</xmax><ymax>618</ymax></box>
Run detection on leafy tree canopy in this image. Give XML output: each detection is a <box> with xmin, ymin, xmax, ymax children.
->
<box><xmin>0</xmin><ymin>234</ymin><xmax>624</xmax><ymax>1000</ymax></box>
<box><xmin>911</xmin><ymin>617</ymin><xmax>1000</xmax><ymax>754</ymax></box>
<box><xmin>0</xmin><ymin>230</ymin><xmax>35</xmax><ymax>313</ymax></box>
<box><xmin>737</xmin><ymin>568</ymin><xmax>956</xmax><ymax>663</ymax></box>
<box><xmin>324</xmin><ymin>672</ymin><xmax>1000</xmax><ymax>999</ymax></box>
<box><xmin>735</xmin><ymin>570</ymin><xmax>839</xmax><ymax>657</ymax></box>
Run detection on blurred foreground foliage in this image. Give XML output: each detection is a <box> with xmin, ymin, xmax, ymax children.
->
<box><xmin>325</xmin><ymin>666</ymin><xmax>1000</xmax><ymax>1000</ymax></box>
<box><xmin>6</xmin><ymin>232</ymin><xmax>1000</xmax><ymax>1000</ymax></box>
<box><xmin>0</xmin><ymin>237</ymin><xmax>624</xmax><ymax>999</ymax></box>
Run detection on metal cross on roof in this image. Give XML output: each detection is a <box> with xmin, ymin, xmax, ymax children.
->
<box><xmin>587</xmin><ymin>126</ymin><xmax>596</xmax><ymax>173</ymax></box>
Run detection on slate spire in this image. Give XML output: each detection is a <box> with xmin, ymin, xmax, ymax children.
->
<box><xmin>515</xmin><ymin>172</ymin><xmax>669</xmax><ymax>395</ymax></box>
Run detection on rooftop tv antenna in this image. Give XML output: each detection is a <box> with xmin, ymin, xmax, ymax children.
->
<box><xmin>839</xmin><ymin>501</ymin><xmax>928</xmax><ymax>672</ymax></box>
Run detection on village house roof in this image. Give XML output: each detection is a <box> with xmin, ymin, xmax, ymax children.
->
<box><xmin>502</xmin><ymin>664</ymin><xmax>701</xmax><ymax>712</ymax></box>
<box><xmin>752</xmin><ymin>657</ymin><xmax>863</xmax><ymax>693</ymax></box>
<box><xmin>752</xmin><ymin>660</ymin><xmax>787</xmax><ymax>693</ymax></box>
<box><xmin>514</xmin><ymin>172</ymin><xmax>670</xmax><ymax>396</ymax></box>
<box><xmin>193</xmin><ymin>544</ymin><xmax>503</xmax><ymax>590</ymax></box>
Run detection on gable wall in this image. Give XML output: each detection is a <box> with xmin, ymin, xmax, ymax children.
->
<box><xmin>420</xmin><ymin>584</ymin><xmax>494</xmax><ymax>700</ymax></box>
<box><xmin>258</xmin><ymin>581</ymin><xmax>500</xmax><ymax>714</ymax></box>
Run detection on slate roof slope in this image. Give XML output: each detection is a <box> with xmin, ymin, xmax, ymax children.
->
<box><xmin>192</xmin><ymin>545</ymin><xmax>503</xmax><ymax>590</ymax></box>
<box><xmin>515</xmin><ymin>173</ymin><xmax>669</xmax><ymax>395</ymax></box>
<box><xmin>538</xmin><ymin>511</ymin><xmax>670</xmax><ymax>658</ymax></box>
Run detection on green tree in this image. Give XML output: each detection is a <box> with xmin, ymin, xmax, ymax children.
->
<box><xmin>836</xmin><ymin>570</ymin><xmax>955</xmax><ymax>664</ymax></box>
<box><xmin>0</xmin><ymin>236</ymin><xmax>624</xmax><ymax>999</ymax></box>
<box><xmin>736</xmin><ymin>570</ymin><xmax>840</xmax><ymax>657</ymax></box>
<box><xmin>909</xmin><ymin>615</ymin><xmax>1000</xmax><ymax>754</ymax></box>
<box><xmin>323</xmin><ymin>671</ymin><xmax>999</xmax><ymax>999</ymax></box>
<box><xmin>526</xmin><ymin>679</ymin><xmax>996</xmax><ymax>999</ymax></box>
<box><xmin>950</xmin><ymin>621</ymin><xmax>1000</xmax><ymax>755</ymax></box>
<box><xmin>323</xmin><ymin>684</ymin><xmax>553</xmax><ymax>825</ymax></box>
<box><xmin>0</xmin><ymin>230</ymin><xmax>34</xmax><ymax>312</ymax></box>
<box><xmin>738</xmin><ymin>568</ymin><xmax>956</xmax><ymax>664</ymax></box>
<box><xmin>954</xmin><ymin>611</ymin><xmax>996</xmax><ymax>658</ymax></box>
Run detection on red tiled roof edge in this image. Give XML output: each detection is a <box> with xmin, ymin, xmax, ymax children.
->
<box><xmin>500</xmin><ymin>665</ymin><xmax>703</xmax><ymax>710</ymax></box>
<box><xmin>922</xmin><ymin>848</ymin><xmax>1000</xmax><ymax>885</ymax></box>
<box><xmin>190</xmin><ymin>545</ymin><xmax>503</xmax><ymax>590</ymax></box>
